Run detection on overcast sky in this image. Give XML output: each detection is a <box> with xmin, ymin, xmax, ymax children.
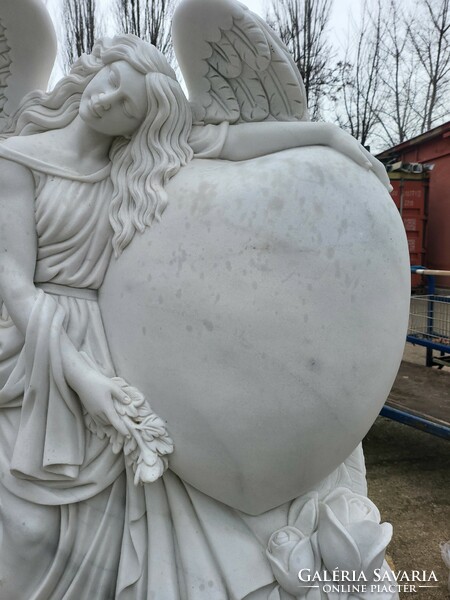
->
<box><xmin>245</xmin><ymin>0</ymin><xmax>356</xmax><ymax>46</ymax></box>
<box><xmin>46</xmin><ymin>0</ymin><xmax>359</xmax><ymax>66</ymax></box>
<box><xmin>46</xmin><ymin>0</ymin><xmax>360</xmax><ymax>85</ymax></box>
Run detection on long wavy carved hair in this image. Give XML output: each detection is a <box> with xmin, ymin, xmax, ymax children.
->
<box><xmin>5</xmin><ymin>35</ymin><xmax>193</xmax><ymax>256</ymax></box>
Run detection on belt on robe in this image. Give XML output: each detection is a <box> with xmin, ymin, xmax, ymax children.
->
<box><xmin>35</xmin><ymin>282</ymin><xmax>98</xmax><ymax>301</ymax></box>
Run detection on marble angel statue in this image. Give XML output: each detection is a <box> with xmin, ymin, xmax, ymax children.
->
<box><xmin>0</xmin><ymin>0</ymin><xmax>409</xmax><ymax>598</ymax></box>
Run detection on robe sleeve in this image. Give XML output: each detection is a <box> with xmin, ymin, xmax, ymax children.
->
<box><xmin>189</xmin><ymin>122</ymin><xmax>230</xmax><ymax>159</ymax></box>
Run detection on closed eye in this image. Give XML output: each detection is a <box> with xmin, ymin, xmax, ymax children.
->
<box><xmin>122</xmin><ymin>100</ymin><xmax>135</xmax><ymax>119</ymax></box>
<box><xmin>109</xmin><ymin>67</ymin><xmax>119</xmax><ymax>88</ymax></box>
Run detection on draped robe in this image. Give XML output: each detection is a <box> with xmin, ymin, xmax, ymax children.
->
<box><xmin>0</xmin><ymin>141</ymin><xmax>288</xmax><ymax>600</ymax></box>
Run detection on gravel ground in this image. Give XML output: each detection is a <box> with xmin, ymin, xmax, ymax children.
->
<box><xmin>363</xmin><ymin>344</ymin><xmax>450</xmax><ymax>600</ymax></box>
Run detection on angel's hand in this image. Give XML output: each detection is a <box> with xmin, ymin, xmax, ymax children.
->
<box><xmin>326</xmin><ymin>124</ymin><xmax>391</xmax><ymax>191</ymax></box>
<box><xmin>72</xmin><ymin>367</ymin><xmax>129</xmax><ymax>436</ymax></box>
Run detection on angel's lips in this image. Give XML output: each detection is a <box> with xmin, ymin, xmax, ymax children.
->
<box><xmin>101</xmin><ymin>146</ymin><xmax>410</xmax><ymax>515</ymax></box>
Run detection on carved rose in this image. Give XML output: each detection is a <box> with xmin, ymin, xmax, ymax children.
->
<box><xmin>317</xmin><ymin>487</ymin><xmax>392</xmax><ymax>580</ymax></box>
<box><xmin>266</xmin><ymin>526</ymin><xmax>320</xmax><ymax>598</ymax></box>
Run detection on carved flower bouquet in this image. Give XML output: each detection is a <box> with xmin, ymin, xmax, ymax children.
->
<box><xmin>85</xmin><ymin>376</ymin><xmax>174</xmax><ymax>484</ymax></box>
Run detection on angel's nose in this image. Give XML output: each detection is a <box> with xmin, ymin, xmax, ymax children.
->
<box><xmin>95</xmin><ymin>92</ymin><xmax>113</xmax><ymax>111</ymax></box>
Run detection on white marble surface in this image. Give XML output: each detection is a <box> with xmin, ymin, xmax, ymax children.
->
<box><xmin>0</xmin><ymin>0</ymin><xmax>408</xmax><ymax>595</ymax></box>
<box><xmin>101</xmin><ymin>145</ymin><xmax>411</xmax><ymax>515</ymax></box>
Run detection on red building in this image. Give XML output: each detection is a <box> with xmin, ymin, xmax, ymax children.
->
<box><xmin>377</xmin><ymin>121</ymin><xmax>450</xmax><ymax>282</ymax></box>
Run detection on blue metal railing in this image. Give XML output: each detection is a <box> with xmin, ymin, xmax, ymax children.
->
<box><xmin>379</xmin><ymin>266</ymin><xmax>450</xmax><ymax>439</ymax></box>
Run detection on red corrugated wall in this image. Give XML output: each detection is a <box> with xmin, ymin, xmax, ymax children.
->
<box><xmin>389</xmin><ymin>174</ymin><xmax>428</xmax><ymax>288</ymax></box>
<box><xmin>378</xmin><ymin>123</ymin><xmax>450</xmax><ymax>286</ymax></box>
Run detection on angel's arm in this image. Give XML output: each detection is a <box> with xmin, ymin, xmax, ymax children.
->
<box><xmin>219</xmin><ymin>121</ymin><xmax>390</xmax><ymax>190</ymax></box>
<box><xmin>0</xmin><ymin>160</ymin><xmax>40</xmax><ymax>334</ymax></box>
<box><xmin>0</xmin><ymin>159</ymin><xmax>127</xmax><ymax>434</ymax></box>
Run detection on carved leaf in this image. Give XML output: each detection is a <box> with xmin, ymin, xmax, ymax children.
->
<box><xmin>342</xmin><ymin>444</ymin><xmax>368</xmax><ymax>495</ymax></box>
<box><xmin>268</xmin><ymin>586</ymin><xmax>282</xmax><ymax>600</ymax></box>
<box><xmin>85</xmin><ymin>376</ymin><xmax>174</xmax><ymax>484</ymax></box>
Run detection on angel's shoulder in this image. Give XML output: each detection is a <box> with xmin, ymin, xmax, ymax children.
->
<box><xmin>0</xmin><ymin>134</ymin><xmax>60</xmax><ymax>176</ymax></box>
<box><xmin>1</xmin><ymin>134</ymin><xmax>44</xmax><ymax>158</ymax></box>
<box><xmin>0</xmin><ymin>138</ymin><xmax>37</xmax><ymax>191</ymax></box>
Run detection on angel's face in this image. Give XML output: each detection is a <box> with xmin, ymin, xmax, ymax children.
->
<box><xmin>79</xmin><ymin>60</ymin><xmax>148</xmax><ymax>137</ymax></box>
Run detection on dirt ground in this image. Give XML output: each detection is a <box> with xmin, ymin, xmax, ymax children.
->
<box><xmin>363</xmin><ymin>344</ymin><xmax>450</xmax><ymax>599</ymax></box>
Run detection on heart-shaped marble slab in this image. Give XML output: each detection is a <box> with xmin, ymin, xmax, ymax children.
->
<box><xmin>100</xmin><ymin>147</ymin><xmax>410</xmax><ymax>514</ymax></box>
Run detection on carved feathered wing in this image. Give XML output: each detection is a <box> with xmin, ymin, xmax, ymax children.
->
<box><xmin>0</xmin><ymin>0</ymin><xmax>57</xmax><ymax>132</ymax></box>
<box><xmin>172</xmin><ymin>0</ymin><xmax>309</xmax><ymax>124</ymax></box>
<box><xmin>0</xmin><ymin>20</ymin><xmax>11</xmax><ymax>117</ymax></box>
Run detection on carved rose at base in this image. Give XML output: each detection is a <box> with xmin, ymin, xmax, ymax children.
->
<box><xmin>267</xmin><ymin>526</ymin><xmax>321</xmax><ymax>597</ymax></box>
<box><xmin>317</xmin><ymin>488</ymin><xmax>393</xmax><ymax>581</ymax></box>
<box><xmin>266</xmin><ymin>485</ymin><xmax>395</xmax><ymax>600</ymax></box>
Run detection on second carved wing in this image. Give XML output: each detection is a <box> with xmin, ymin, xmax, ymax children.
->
<box><xmin>0</xmin><ymin>0</ymin><xmax>56</xmax><ymax>133</ymax></box>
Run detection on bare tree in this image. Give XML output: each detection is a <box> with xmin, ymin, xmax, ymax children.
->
<box><xmin>408</xmin><ymin>0</ymin><xmax>450</xmax><ymax>133</ymax></box>
<box><xmin>375</xmin><ymin>0</ymin><xmax>419</xmax><ymax>146</ymax></box>
<box><xmin>117</xmin><ymin>0</ymin><xmax>143</xmax><ymax>37</ymax></box>
<box><xmin>63</xmin><ymin>0</ymin><xmax>97</xmax><ymax>69</ymax></box>
<box><xmin>332</xmin><ymin>0</ymin><xmax>387</xmax><ymax>147</ymax></box>
<box><xmin>115</xmin><ymin>0</ymin><xmax>174</xmax><ymax>57</ymax></box>
<box><xmin>268</xmin><ymin>0</ymin><xmax>334</xmax><ymax>119</ymax></box>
